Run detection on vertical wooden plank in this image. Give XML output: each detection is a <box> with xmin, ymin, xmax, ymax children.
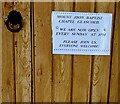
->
<box><xmin>118</xmin><ymin>2</ymin><xmax>120</xmax><ymax>102</ymax></box>
<box><xmin>91</xmin><ymin>2</ymin><xmax>115</xmax><ymax>102</ymax></box>
<box><xmin>0</xmin><ymin>1</ymin><xmax>2</xmax><ymax>103</ymax></box>
<box><xmin>72</xmin><ymin>2</ymin><xmax>94</xmax><ymax>102</ymax></box>
<box><xmin>2</xmin><ymin>2</ymin><xmax>15</xmax><ymax>102</ymax></box>
<box><xmin>109</xmin><ymin>3</ymin><xmax>118</xmax><ymax>102</ymax></box>
<box><xmin>14</xmin><ymin>2</ymin><xmax>31</xmax><ymax>102</ymax></box>
<box><xmin>53</xmin><ymin>2</ymin><xmax>73</xmax><ymax>102</ymax></box>
<box><xmin>34</xmin><ymin>2</ymin><xmax>52</xmax><ymax>102</ymax></box>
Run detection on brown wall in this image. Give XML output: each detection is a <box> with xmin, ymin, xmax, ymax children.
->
<box><xmin>1</xmin><ymin>2</ymin><xmax>119</xmax><ymax>102</ymax></box>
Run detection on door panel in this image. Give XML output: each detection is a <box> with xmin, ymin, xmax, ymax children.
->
<box><xmin>2</xmin><ymin>2</ymin><xmax>119</xmax><ymax>103</ymax></box>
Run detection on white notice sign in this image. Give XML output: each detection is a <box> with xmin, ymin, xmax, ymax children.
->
<box><xmin>52</xmin><ymin>11</ymin><xmax>112</xmax><ymax>55</ymax></box>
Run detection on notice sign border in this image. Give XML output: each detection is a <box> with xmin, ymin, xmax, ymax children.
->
<box><xmin>52</xmin><ymin>11</ymin><xmax>112</xmax><ymax>55</ymax></box>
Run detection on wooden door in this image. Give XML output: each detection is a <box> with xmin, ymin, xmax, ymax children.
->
<box><xmin>1</xmin><ymin>1</ymin><xmax>119</xmax><ymax>103</ymax></box>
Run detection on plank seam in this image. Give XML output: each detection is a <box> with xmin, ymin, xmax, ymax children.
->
<box><xmin>51</xmin><ymin>2</ymin><xmax>55</xmax><ymax>103</ymax></box>
<box><xmin>30</xmin><ymin>2</ymin><xmax>35</xmax><ymax>103</ymax></box>
<box><xmin>13</xmin><ymin>2</ymin><xmax>16</xmax><ymax>102</ymax></box>
<box><xmin>13</xmin><ymin>33</ymin><xmax>16</xmax><ymax>103</ymax></box>
<box><xmin>70</xmin><ymin>2</ymin><xmax>75</xmax><ymax>102</ymax></box>
<box><xmin>89</xmin><ymin>56</ymin><xmax>94</xmax><ymax>104</ymax></box>
<box><xmin>70</xmin><ymin>55</ymin><xmax>73</xmax><ymax>103</ymax></box>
